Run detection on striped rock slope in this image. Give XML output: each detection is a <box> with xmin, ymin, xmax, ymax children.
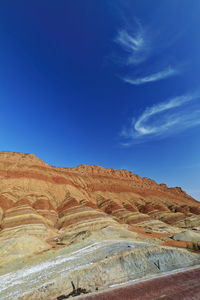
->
<box><xmin>0</xmin><ymin>151</ymin><xmax>199</xmax><ymax>299</ymax></box>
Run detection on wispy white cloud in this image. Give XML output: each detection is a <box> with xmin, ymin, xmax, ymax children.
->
<box><xmin>114</xmin><ymin>19</ymin><xmax>183</xmax><ymax>84</ymax></box>
<box><xmin>121</xmin><ymin>93</ymin><xmax>200</xmax><ymax>144</ymax></box>
<box><xmin>115</xmin><ymin>21</ymin><xmax>151</xmax><ymax>65</ymax></box>
<box><xmin>123</xmin><ymin>66</ymin><xmax>179</xmax><ymax>85</ymax></box>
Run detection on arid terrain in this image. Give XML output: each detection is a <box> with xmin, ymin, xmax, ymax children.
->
<box><xmin>78</xmin><ymin>266</ymin><xmax>200</xmax><ymax>300</ymax></box>
<box><xmin>0</xmin><ymin>151</ymin><xmax>199</xmax><ymax>299</ymax></box>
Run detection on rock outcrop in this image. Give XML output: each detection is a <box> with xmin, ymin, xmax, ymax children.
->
<box><xmin>0</xmin><ymin>151</ymin><xmax>199</xmax><ymax>299</ymax></box>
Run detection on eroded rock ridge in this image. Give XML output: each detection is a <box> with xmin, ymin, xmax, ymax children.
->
<box><xmin>0</xmin><ymin>151</ymin><xmax>199</xmax><ymax>300</ymax></box>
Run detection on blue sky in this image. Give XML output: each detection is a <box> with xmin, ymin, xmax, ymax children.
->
<box><xmin>1</xmin><ymin>0</ymin><xmax>200</xmax><ymax>200</ymax></box>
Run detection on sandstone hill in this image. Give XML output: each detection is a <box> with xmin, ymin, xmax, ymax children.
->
<box><xmin>0</xmin><ymin>151</ymin><xmax>199</xmax><ymax>299</ymax></box>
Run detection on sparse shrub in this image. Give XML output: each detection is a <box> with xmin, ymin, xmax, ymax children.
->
<box><xmin>187</xmin><ymin>242</ymin><xmax>200</xmax><ymax>252</ymax></box>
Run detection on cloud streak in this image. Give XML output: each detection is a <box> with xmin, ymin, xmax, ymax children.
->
<box><xmin>115</xmin><ymin>21</ymin><xmax>151</xmax><ymax>65</ymax></box>
<box><xmin>114</xmin><ymin>19</ymin><xmax>182</xmax><ymax>84</ymax></box>
<box><xmin>121</xmin><ymin>93</ymin><xmax>200</xmax><ymax>144</ymax></box>
<box><xmin>122</xmin><ymin>66</ymin><xmax>179</xmax><ymax>85</ymax></box>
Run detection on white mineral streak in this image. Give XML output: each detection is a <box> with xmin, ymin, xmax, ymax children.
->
<box><xmin>0</xmin><ymin>240</ymin><xmax>145</xmax><ymax>299</ymax></box>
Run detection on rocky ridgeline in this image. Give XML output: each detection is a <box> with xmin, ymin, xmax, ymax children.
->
<box><xmin>0</xmin><ymin>151</ymin><xmax>200</xmax><ymax>299</ymax></box>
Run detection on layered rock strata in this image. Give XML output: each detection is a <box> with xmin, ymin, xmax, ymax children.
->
<box><xmin>0</xmin><ymin>151</ymin><xmax>199</xmax><ymax>299</ymax></box>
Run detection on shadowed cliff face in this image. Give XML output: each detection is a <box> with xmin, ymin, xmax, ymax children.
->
<box><xmin>0</xmin><ymin>151</ymin><xmax>200</xmax><ymax>299</ymax></box>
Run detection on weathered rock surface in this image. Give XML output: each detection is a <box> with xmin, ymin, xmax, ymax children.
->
<box><xmin>171</xmin><ymin>230</ymin><xmax>200</xmax><ymax>242</ymax></box>
<box><xmin>0</xmin><ymin>151</ymin><xmax>199</xmax><ymax>299</ymax></box>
